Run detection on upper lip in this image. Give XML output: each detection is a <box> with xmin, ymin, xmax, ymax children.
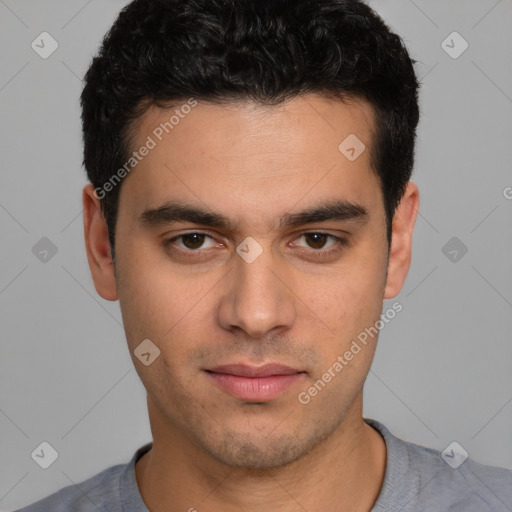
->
<box><xmin>206</xmin><ymin>363</ymin><xmax>303</xmax><ymax>378</ymax></box>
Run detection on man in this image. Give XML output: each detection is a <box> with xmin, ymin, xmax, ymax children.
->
<box><xmin>16</xmin><ymin>0</ymin><xmax>512</xmax><ymax>510</ymax></box>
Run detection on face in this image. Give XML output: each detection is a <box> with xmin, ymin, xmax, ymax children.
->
<box><xmin>84</xmin><ymin>93</ymin><xmax>417</xmax><ymax>469</ymax></box>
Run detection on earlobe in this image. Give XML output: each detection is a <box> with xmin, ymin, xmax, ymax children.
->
<box><xmin>83</xmin><ymin>184</ymin><xmax>118</xmax><ymax>301</ymax></box>
<box><xmin>384</xmin><ymin>181</ymin><xmax>419</xmax><ymax>299</ymax></box>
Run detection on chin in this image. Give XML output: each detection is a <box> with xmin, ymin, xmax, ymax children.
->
<box><xmin>215</xmin><ymin>438</ymin><xmax>304</xmax><ymax>469</ymax></box>
<box><xmin>199</xmin><ymin>426</ymin><xmax>327</xmax><ymax>470</ymax></box>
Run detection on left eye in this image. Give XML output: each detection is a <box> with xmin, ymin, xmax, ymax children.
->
<box><xmin>294</xmin><ymin>233</ymin><xmax>339</xmax><ymax>250</ymax></box>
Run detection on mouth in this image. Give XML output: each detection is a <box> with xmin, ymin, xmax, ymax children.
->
<box><xmin>204</xmin><ymin>363</ymin><xmax>307</xmax><ymax>402</ymax></box>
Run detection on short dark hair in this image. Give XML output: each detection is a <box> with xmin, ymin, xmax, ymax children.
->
<box><xmin>81</xmin><ymin>0</ymin><xmax>420</xmax><ymax>260</ymax></box>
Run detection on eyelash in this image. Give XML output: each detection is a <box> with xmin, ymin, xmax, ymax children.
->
<box><xmin>164</xmin><ymin>231</ymin><xmax>349</xmax><ymax>260</ymax></box>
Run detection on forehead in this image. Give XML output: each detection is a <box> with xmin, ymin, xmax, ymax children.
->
<box><xmin>119</xmin><ymin>94</ymin><xmax>382</xmax><ymax>223</ymax></box>
<box><xmin>131</xmin><ymin>93</ymin><xmax>376</xmax><ymax>160</ymax></box>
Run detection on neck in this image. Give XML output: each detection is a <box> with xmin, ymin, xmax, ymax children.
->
<box><xmin>135</xmin><ymin>396</ymin><xmax>386</xmax><ymax>512</ymax></box>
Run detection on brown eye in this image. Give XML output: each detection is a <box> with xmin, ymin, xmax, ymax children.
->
<box><xmin>179</xmin><ymin>233</ymin><xmax>207</xmax><ymax>249</ymax></box>
<box><xmin>166</xmin><ymin>232</ymin><xmax>217</xmax><ymax>252</ymax></box>
<box><xmin>303</xmin><ymin>233</ymin><xmax>330</xmax><ymax>249</ymax></box>
<box><xmin>291</xmin><ymin>232</ymin><xmax>349</xmax><ymax>260</ymax></box>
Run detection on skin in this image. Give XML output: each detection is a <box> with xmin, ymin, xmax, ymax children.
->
<box><xmin>83</xmin><ymin>93</ymin><xmax>419</xmax><ymax>511</ymax></box>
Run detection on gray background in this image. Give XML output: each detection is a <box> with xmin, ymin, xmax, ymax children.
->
<box><xmin>1</xmin><ymin>0</ymin><xmax>511</xmax><ymax>510</ymax></box>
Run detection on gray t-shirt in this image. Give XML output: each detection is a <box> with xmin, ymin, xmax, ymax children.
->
<box><xmin>14</xmin><ymin>418</ymin><xmax>512</xmax><ymax>511</ymax></box>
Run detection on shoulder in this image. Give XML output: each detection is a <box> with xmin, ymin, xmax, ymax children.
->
<box><xmin>12</xmin><ymin>442</ymin><xmax>153</xmax><ymax>512</ymax></box>
<box><xmin>13</xmin><ymin>463</ymin><xmax>126</xmax><ymax>512</ymax></box>
<box><xmin>407</xmin><ymin>436</ymin><xmax>512</xmax><ymax>509</ymax></box>
<box><xmin>13</xmin><ymin>465</ymin><xmax>125</xmax><ymax>512</ymax></box>
<box><xmin>366</xmin><ymin>418</ymin><xmax>512</xmax><ymax>511</ymax></box>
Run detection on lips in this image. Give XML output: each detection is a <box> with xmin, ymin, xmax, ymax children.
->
<box><xmin>205</xmin><ymin>363</ymin><xmax>306</xmax><ymax>401</ymax></box>
<box><xmin>208</xmin><ymin>363</ymin><xmax>301</xmax><ymax>378</ymax></box>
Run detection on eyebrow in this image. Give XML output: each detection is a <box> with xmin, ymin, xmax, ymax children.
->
<box><xmin>137</xmin><ymin>199</ymin><xmax>369</xmax><ymax>231</ymax></box>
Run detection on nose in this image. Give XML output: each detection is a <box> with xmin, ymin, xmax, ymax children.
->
<box><xmin>216</xmin><ymin>244</ymin><xmax>297</xmax><ymax>339</ymax></box>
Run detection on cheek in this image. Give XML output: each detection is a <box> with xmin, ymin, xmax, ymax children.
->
<box><xmin>297</xmin><ymin>270</ymin><xmax>384</xmax><ymax>406</ymax></box>
<box><xmin>306</xmin><ymin>250</ymin><xmax>387</xmax><ymax>342</ymax></box>
<box><xmin>120</xmin><ymin>274</ymin><xmax>206</xmax><ymax>340</ymax></box>
<box><xmin>115</xmin><ymin>243</ymin><xmax>187</xmax><ymax>338</ymax></box>
<box><xmin>116</xmin><ymin>264</ymin><xmax>210</xmax><ymax>397</ymax></box>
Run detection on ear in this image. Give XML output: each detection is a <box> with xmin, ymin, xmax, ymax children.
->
<box><xmin>83</xmin><ymin>184</ymin><xmax>118</xmax><ymax>301</ymax></box>
<box><xmin>384</xmin><ymin>181</ymin><xmax>419</xmax><ymax>299</ymax></box>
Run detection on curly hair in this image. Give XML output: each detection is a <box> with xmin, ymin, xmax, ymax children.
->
<box><xmin>80</xmin><ymin>0</ymin><xmax>420</xmax><ymax>258</ymax></box>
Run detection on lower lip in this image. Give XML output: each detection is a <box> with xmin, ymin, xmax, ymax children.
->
<box><xmin>206</xmin><ymin>372</ymin><xmax>305</xmax><ymax>401</ymax></box>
